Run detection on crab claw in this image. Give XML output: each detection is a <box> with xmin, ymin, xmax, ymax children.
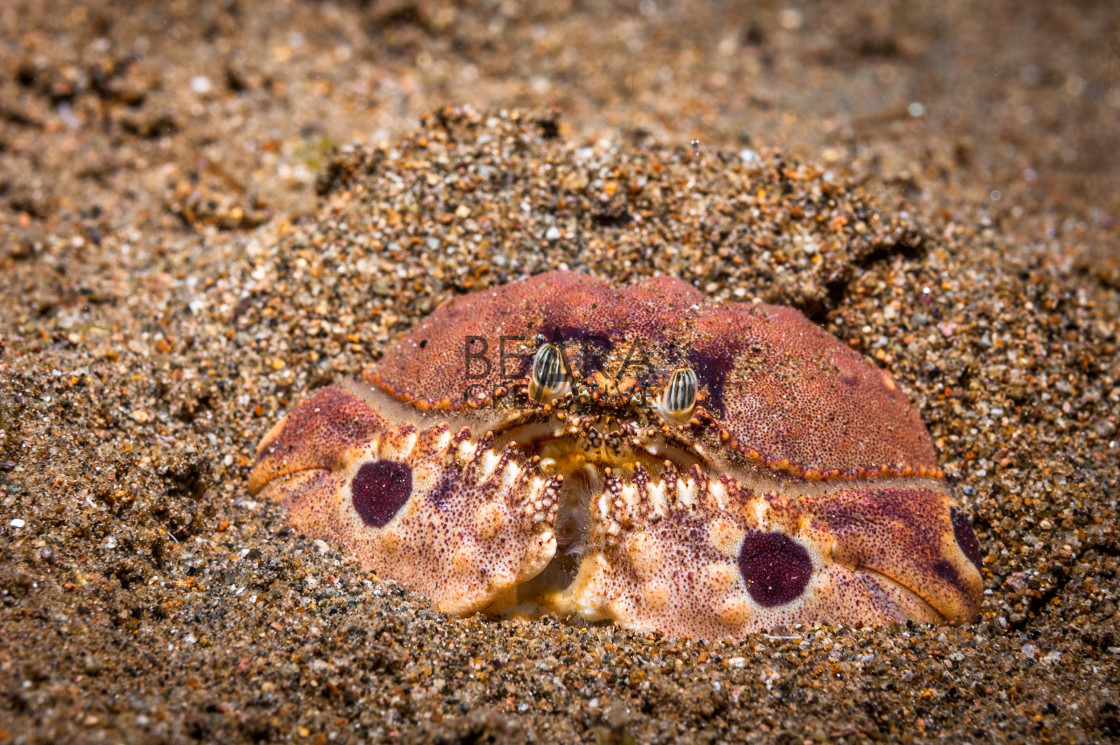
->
<box><xmin>249</xmin><ymin>386</ymin><xmax>390</xmax><ymax>494</ymax></box>
<box><xmin>249</xmin><ymin>386</ymin><xmax>559</xmax><ymax>615</ymax></box>
<box><xmin>802</xmin><ymin>487</ymin><xmax>984</xmax><ymax>624</ymax></box>
<box><xmin>564</xmin><ymin>467</ymin><xmax>982</xmax><ymax>639</ymax></box>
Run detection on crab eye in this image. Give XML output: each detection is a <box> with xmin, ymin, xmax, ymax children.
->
<box><xmin>529</xmin><ymin>343</ymin><xmax>571</xmax><ymax>404</ymax></box>
<box><xmin>658</xmin><ymin>367</ymin><xmax>697</xmax><ymax>424</ymax></box>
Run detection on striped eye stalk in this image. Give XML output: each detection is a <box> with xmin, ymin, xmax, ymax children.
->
<box><xmin>529</xmin><ymin>343</ymin><xmax>572</xmax><ymax>404</ymax></box>
<box><xmin>657</xmin><ymin>367</ymin><xmax>697</xmax><ymax>424</ymax></box>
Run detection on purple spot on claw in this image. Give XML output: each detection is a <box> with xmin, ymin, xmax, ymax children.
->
<box><xmin>950</xmin><ymin>507</ymin><xmax>982</xmax><ymax>569</ymax></box>
<box><xmin>351</xmin><ymin>461</ymin><xmax>412</xmax><ymax>528</ymax></box>
<box><xmin>933</xmin><ymin>559</ymin><xmax>962</xmax><ymax>590</ymax></box>
<box><xmin>738</xmin><ymin>531</ymin><xmax>813</xmax><ymax>607</ymax></box>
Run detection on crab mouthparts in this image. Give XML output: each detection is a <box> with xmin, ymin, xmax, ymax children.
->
<box><xmin>489</xmin><ymin>418</ymin><xmax>708</xmax><ymax>615</ymax></box>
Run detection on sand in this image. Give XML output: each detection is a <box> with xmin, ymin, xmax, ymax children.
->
<box><xmin>1</xmin><ymin>0</ymin><xmax>1118</xmax><ymax>742</ymax></box>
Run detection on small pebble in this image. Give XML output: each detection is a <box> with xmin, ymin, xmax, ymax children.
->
<box><xmin>83</xmin><ymin>655</ymin><xmax>101</xmax><ymax>676</ymax></box>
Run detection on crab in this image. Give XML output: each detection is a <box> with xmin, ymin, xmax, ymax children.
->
<box><xmin>249</xmin><ymin>271</ymin><xmax>982</xmax><ymax>639</ymax></box>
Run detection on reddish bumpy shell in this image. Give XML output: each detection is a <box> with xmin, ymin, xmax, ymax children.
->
<box><xmin>250</xmin><ymin>271</ymin><xmax>983</xmax><ymax>639</ymax></box>
<box><xmin>371</xmin><ymin>272</ymin><xmax>939</xmax><ymax>480</ymax></box>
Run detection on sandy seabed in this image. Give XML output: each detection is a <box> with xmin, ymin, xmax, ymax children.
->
<box><xmin>1</xmin><ymin>1</ymin><xmax>1119</xmax><ymax>742</ymax></box>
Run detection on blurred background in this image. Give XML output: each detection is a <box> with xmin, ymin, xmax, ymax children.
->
<box><xmin>3</xmin><ymin>0</ymin><xmax>1118</xmax><ymax>273</ymax></box>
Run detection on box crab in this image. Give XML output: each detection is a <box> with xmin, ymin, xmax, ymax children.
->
<box><xmin>249</xmin><ymin>271</ymin><xmax>982</xmax><ymax>639</ymax></box>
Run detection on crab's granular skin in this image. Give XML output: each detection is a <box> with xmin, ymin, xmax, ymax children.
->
<box><xmin>250</xmin><ymin>271</ymin><xmax>982</xmax><ymax>638</ymax></box>
<box><xmin>369</xmin><ymin>272</ymin><xmax>942</xmax><ymax>480</ymax></box>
